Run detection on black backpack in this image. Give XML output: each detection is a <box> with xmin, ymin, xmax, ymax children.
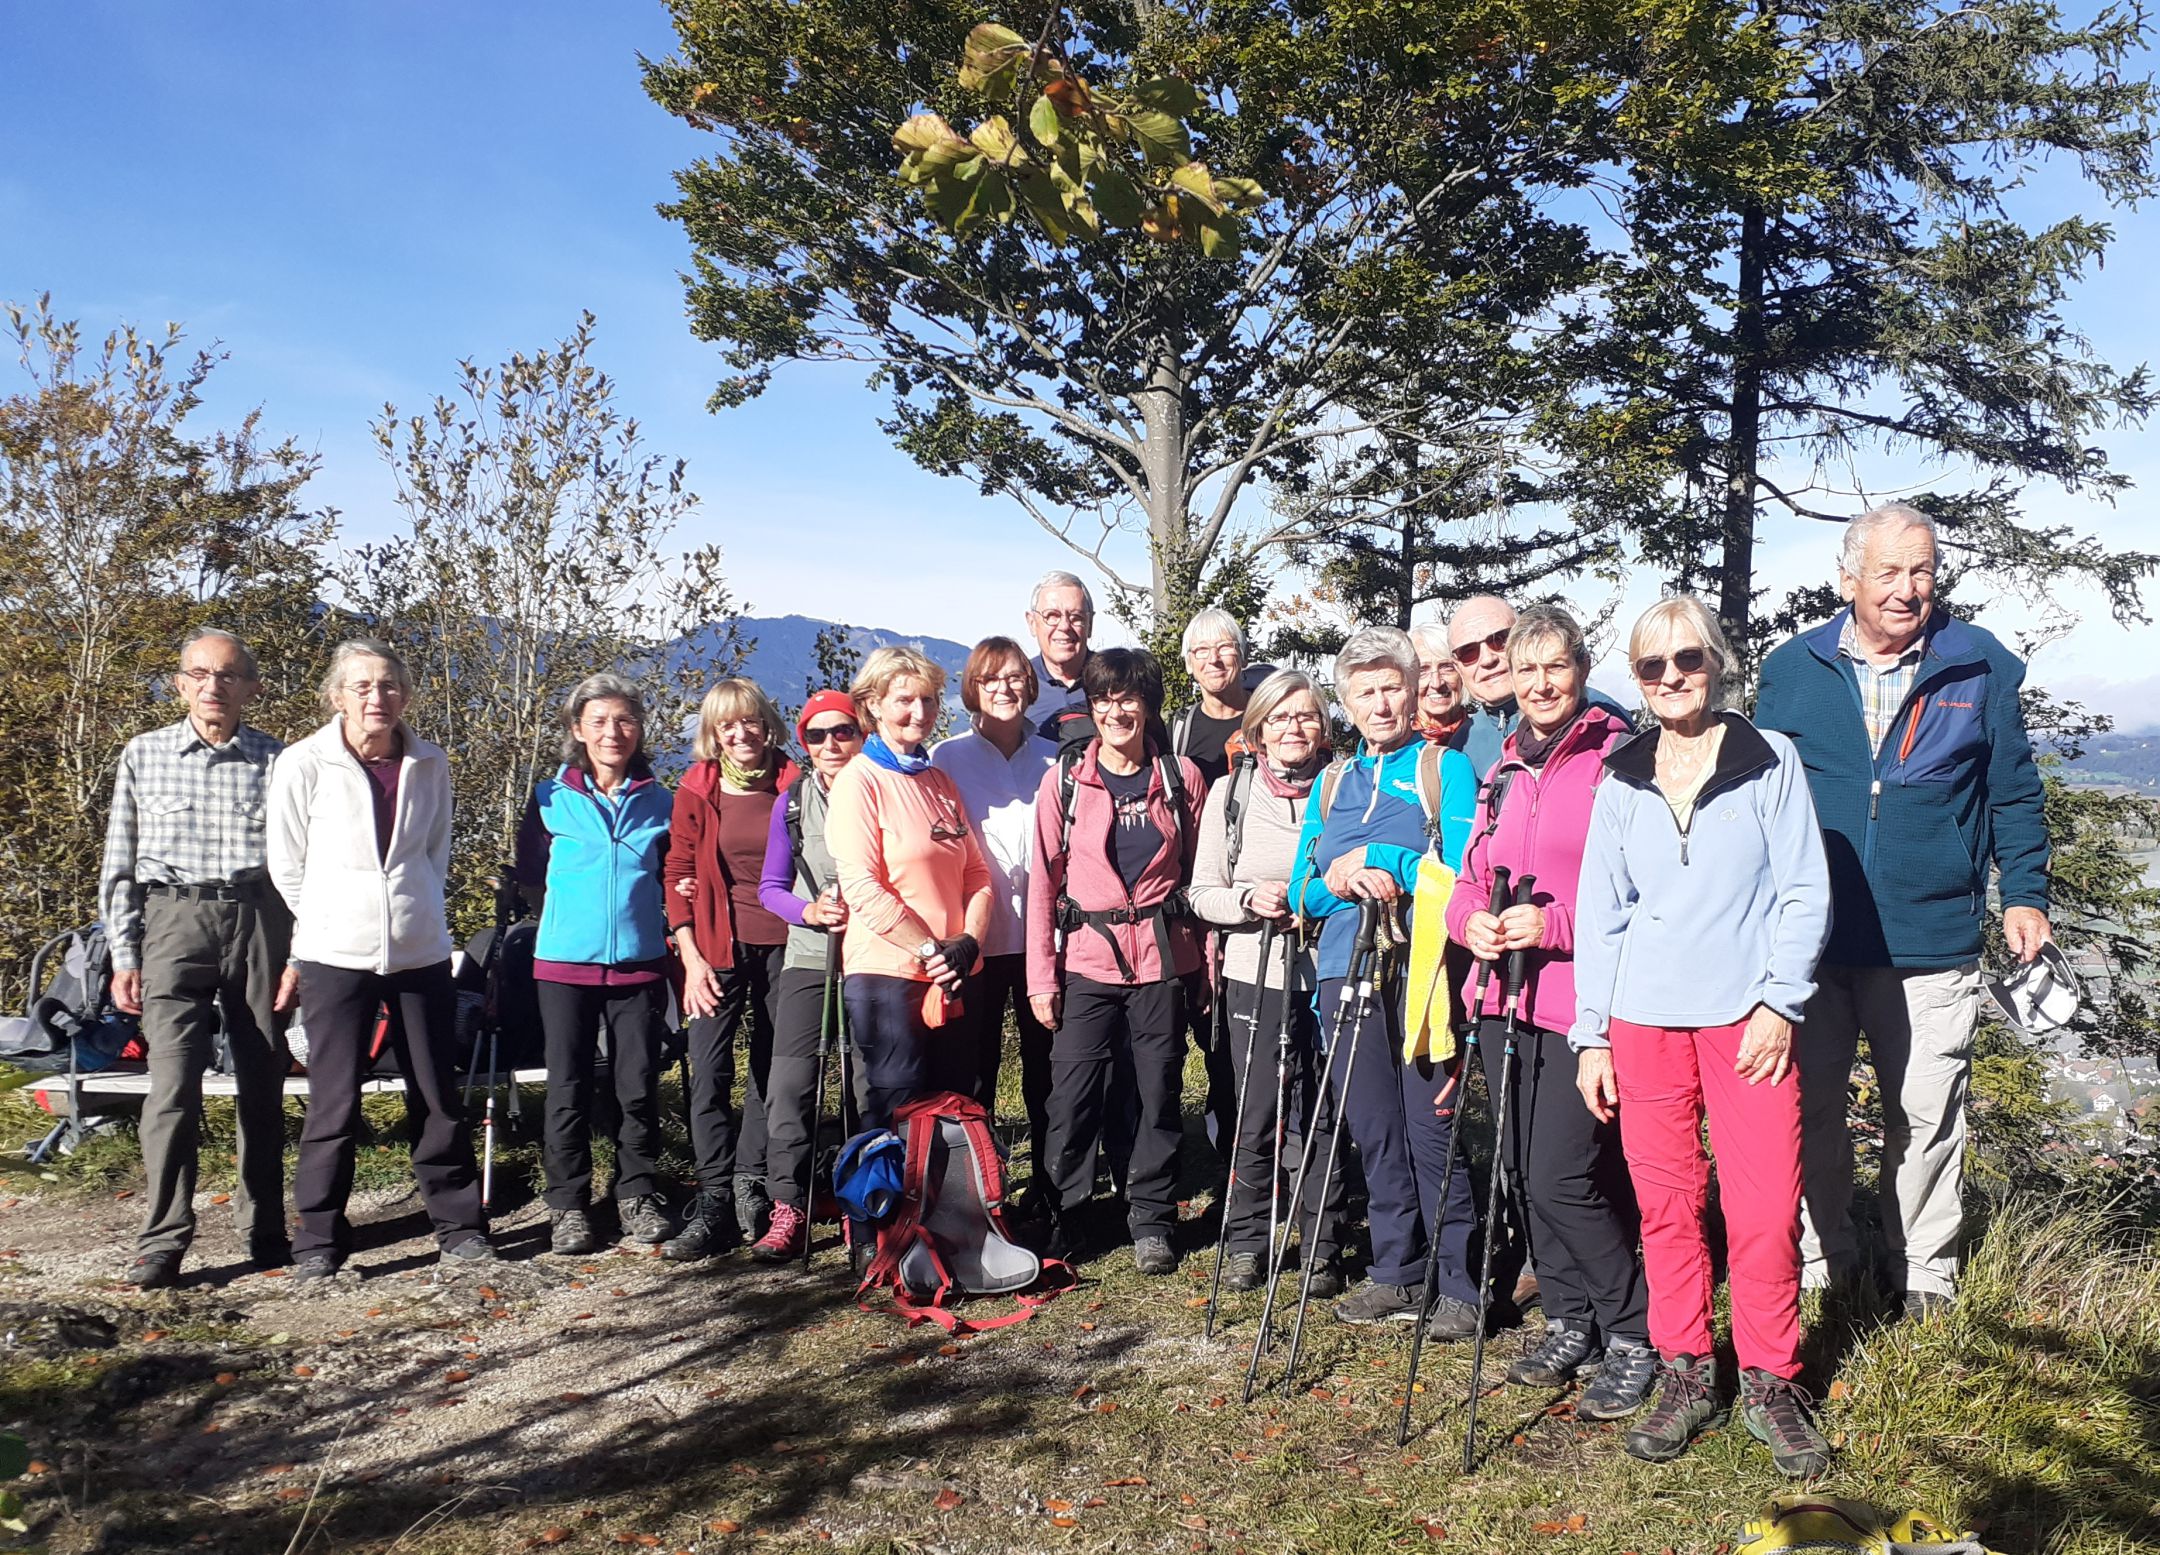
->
<box><xmin>1049</xmin><ymin>746</ymin><xmax>1190</xmax><ymax>982</ymax></box>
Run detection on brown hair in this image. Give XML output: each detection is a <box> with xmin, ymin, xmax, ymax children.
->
<box><xmin>691</xmin><ymin>678</ymin><xmax>787</xmax><ymax>764</ymax></box>
<box><xmin>959</xmin><ymin>636</ymin><xmax>1037</xmax><ymax>715</ymax></box>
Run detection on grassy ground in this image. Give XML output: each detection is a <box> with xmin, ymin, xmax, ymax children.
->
<box><xmin>0</xmin><ymin>1060</ymin><xmax>2155</xmax><ymax>1554</ymax></box>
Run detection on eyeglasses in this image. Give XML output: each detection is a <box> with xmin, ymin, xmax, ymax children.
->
<box><xmin>180</xmin><ymin>668</ymin><xmax>256</xmax><ymax>686</ymax></box>
<box><xmin>1262</xmin><ymin>708</ymin><xmax>1325</xmax><ymax>730</ymax></box>
<box><xmin>1450</xmin><ymin>628</ymin><xmax>1510</xmax><ymax>665</ymax></box>
<box><xmin>1187</xmin><ymin>642</ymin><xmax>1240</xmax><ymax>664</ymax></box>
<box><xmin>975</xmin><ymin>672</ymin><xmax>1029</xmax><ymax>688</ymax></box>
<box><xmin>1633</xmin><ymin>647</ymin><xmax>1709</xmax><ymax>683</ymax></box>
<box><xmin>345</xmin><ymin>680</ymin><xmax>406</xmax><ymax>701</ymax></box>
<box><xmin>1090</xmin><ymin>693</ymin><xmax>1144</xmax><ymax>714</ymax></box>
<box><xmin>1032</xmin><ymin>610</ymin><xmax>1087</xmax><ymax>629</ymax></box>
<box><xmin>802</xmin><ymin>723</ymin><xmax>860</xmax><ymax>746</ymax></box>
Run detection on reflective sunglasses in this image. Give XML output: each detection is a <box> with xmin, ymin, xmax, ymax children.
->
<box><xmin>802</xmin><ymin>722</ymin><xmax>861</xmax><ymax>746</ymax></box>
<box><xmin>1451</xmin><ymin>628</ymin><xmax>1510</xmax><ymax>665</ymax></box>
<box><xmin>1633</xmin><ymin>647</ymin><xmax>1709</xmax><ymax>683</ymax></box>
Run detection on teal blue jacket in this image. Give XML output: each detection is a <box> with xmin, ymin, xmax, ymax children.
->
<box><xmin>517</xmin><ymin>766</ymin><xmax>674</xmax><ymax>967</ymax></box>
<box><xmin>1755</xmin><ymin>609</ymin><xmax>2048</xmax><ymax>969</ymax></box>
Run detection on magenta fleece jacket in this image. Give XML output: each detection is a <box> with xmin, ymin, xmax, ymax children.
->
<box><xmin>1025</xmin><ymin>740</ymin><xmax>1207</xmax><ymax>997</ymax></box>
<box><xmin>1444</xmin><ymin>705</ymin><xmax>1632</xmax><ymax>1035</ymax></box>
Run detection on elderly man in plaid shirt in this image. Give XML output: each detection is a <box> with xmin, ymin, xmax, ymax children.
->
<box><xmin>101</xmin><ymin>628</ymin><xmax>296</xmax><ymax>1289</ymax></box>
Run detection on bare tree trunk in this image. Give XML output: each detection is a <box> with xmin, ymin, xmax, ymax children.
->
<box><xmin>1720</xmin><ymin>198</ymin><xmax>1768</xmax><ymax>661</ymax></box>
<box><xmin>1139</xmin><ymin>333</ymin><xmax>1189</xmax><ymax>618</ymax></box>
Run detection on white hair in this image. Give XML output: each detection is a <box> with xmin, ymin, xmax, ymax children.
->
<box><xmin>179</xmin><ymin>626</ymin><xmax>259</xmax><ymax>679</ymax></box>
<box><xmin>1180</xmin><ymin>606</ymin><xmax>1246</xmax><ymax>659</ymax></box>
<box><xmin>1407</xmin><ymin>622</ymin><xmax>1449</xmax><ymax>658</ymax></box>
<box><xmin>1029</xmin><ymin>570</ymin><xmax>1094</xmax><ymax>618</ymax></box>
<box><xmin>319</xmin><ymin>637</ymin><xmax>412</xmax><ymax>713</ymax></box>
<box><xmin>1840</xmin><ymin>503</ymin><xmax>1938</xmax><ymax>580</ymax></box>
<box><xmin>1333</xmin><ymin>625</ymin><xmax>1419</xmax><ymax>692</ymax></box>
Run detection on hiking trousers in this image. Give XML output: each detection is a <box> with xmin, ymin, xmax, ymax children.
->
<box><xmin>291</xmin><ymin>959</ymin><xmax>486</xmax><ymax>1258</ymax></box>
<box><xmin>1796</xmin><ymin>961</ymin><xmax>1982</xmax><ymax>1300</ymax></box>
<box><xmin>536</xmin><ymin>979</ymin><xmax>666</xmax><ymax>1212</ymax></box>
<box><xmin>136</xmin><ymin>885</ymin><xmax>292</xmax><ymax>1258</ymax></box>
<box><xmin>1220</xmin><ymin>977</ymin><xmax>1346</xmax><ymax>1260</ymax></box>
<box><xmin>1610</xmin><ymin>1015</ymin><xmax>1802</xmax><ymax>1378</ymax></box>
<box><xmin>1043</xmin><ymin>975</ymin><xmax>1184</xmax><ymax>1240</ymax></box>
<box><xmin>685</xmin><ymin>940</ymin><xmax>782</xmax><ymax>1195</ymax></box>
<box><xmin>1481</xmin><ymin>1020</ymin><xmax>1646</xmax><ymax>1346</ymax></box>
<box><xmin>763</xmin><ymin>965</ymin><xmax>838</xmax><ymax>1208</ymax></box>
<box><xmin>1318</xmin><ymin>975</ymin><xmax>1476</xmax><ymax>1300</ymax></box>
<box><xmin>842</xmin><ymin>971</ymin><xmax>980</xmax><ymax>1132</ymax></box>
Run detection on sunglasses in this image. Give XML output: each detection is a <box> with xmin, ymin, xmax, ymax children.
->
<box><xmin>1451</xmin><ymin>628</ymin><xmax>1510</xmax><ymax>665</ymax></box>
<box><xmin>802</xmin><ymin>723</ymin><xmax>860</xmax><ymax>746</ymax></box>
<box><xmin>1633</xmin><ymin>647</ymin><xmax>1709</xmax><ymax>683</ymax></box>
<box><xmin>928</xmin><ymin>792</ymin><xmax>969</xmax><ymax>843</ymax></box>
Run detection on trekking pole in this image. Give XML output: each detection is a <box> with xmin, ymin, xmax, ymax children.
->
<box><xmin>808</xmin><ymin>930</ymin><xmax>838</xmax><ymax>1268</ymax></box>
<box><xmin>1278</xmin><ymin>900</ymin><xmax>1382</xmax><ymax>1394</ymax></box>
<box><xmin>1261</xmin><ymin>927</ymin><xmax>1298</xmax><ymax>1313</ymax></box>
<box><xmin>1243</xmin><ymin>902</ymin><xmax>1377</xmax><ymax>1403</ymax></box>
<box><xmin>1242</xmin><ymin>928</ymin><xmax>1321</xmax><ymax>1402</ymax></box>
<box><xmin>475</xmin><ymin>866</ymin><xmax>516</xmax><ymax>1210</ymax></box>
<box><xmin>1395</xmin><ymin>865</ymin><xmax>1510</xmax><ymax>1446</ymax></box>
<box><xmin>1462</xmin><ymin>872</ymin><xmax>1537</xmax><ymax>1472</ymax></box>
<box><xmin>1205</xmin><ymin>920</ymin><xmax>1277</xmax><ymax>1340</ymax></box>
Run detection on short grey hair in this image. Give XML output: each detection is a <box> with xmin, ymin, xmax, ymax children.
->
<box><xmin>1333</xmin><ymin>625</ymin><xmax>1419</xmax><ymax>693</ymax></box>
<box><xmin>1507</xmin><ymin>603</ymin><xmax>1591</xmax><ymax>671</ymax></box>
<box><xmin>1241</xmin><ymin>667</ymin><xmax>1327</xmax><ymax>749</ymax></box>
<box><xmin>179</xmin><ymin>627</ymin><xmax>259</xmax><ymax>679</ymax></box>
<box><xmin>559</xmin><ymin>672</ymin><xmax>649</xmax><ymax>774</ymax></box>
<box><xmin>1840</xmin><ymin>503</ymin><xmax>1938</xmax><ymax>581</ymax></box>
<box><xmin>1029</xmin><ymin>569</ymin><xmax>1095</xmax><ymax>618</ymax></box>
<box><xmin>1407</xmin><ymin>623</ymin><xmax>1449</xmax><ymax>659</ymax></box>
<box><xmin>1627</xmin><ymin>597</ymin><xmax>1731</xmax><ymax>704</ymax></box>
<box><xmin>1180</xmin><ymin>606</ymin><xmax>1246</xmax><ymax>660</ymax></box>
<box><xmin>319</xmin><ymin>637</ymin><xmax>412</xmax><ymax>713</ymax></box>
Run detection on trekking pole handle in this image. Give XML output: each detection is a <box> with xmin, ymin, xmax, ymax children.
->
<box><xmin>1500</xmin><ymin>873</ymin><xmax>1537</xmax><ymax>1003</ymax></box>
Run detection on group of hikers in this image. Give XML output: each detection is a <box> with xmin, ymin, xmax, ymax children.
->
<box><xmin>97</xmin><ymin>501</ymin><xmax>2052</xmax><ymax>1481</ymax></box>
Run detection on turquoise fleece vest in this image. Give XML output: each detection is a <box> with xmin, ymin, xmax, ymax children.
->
<box><xmin>532</xmin><ymin>768</ymin><xmax>673</xmax><ymax>966</ymax></box>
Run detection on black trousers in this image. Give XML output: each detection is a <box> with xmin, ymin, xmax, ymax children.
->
<box><xmin>1191</xmin><ymin>974</ymin><xmax>1240</xmax><ymax>1165</ymax></box>
<box><xmin>292</xmin><ymin>959</ymin><xmax>485</xmax><ymax>1258</ymax></box>
<box><xmin>1481</xmin><ymin>1018</ymin><xmax>1648</xmax><ymax>1342</ymax></box>
<box><xmin>972</xmin><ymin>953</ymin><xmax>1054</xmax><ymax>1175</ymax></box>
<box><xmin>1220</xmin><ymin>977</ymin><xmax>1346</xmax><ymax>1259</ymax></box>
<box><xmin>764</xmin><ymin>964</ymin><xmax>842</xmax><ymax>1207</ymax></box>
<box><xmin>685</xmin><ymin>941</ymin><xmax>783</xmax><ymax>1195</ymax></box>
<box><xmin>537</xmin><ymin>979</ymin><xmax>666</xmax><ymax>1211</ymax></box>
<box><xmin>842</xmin><ymin>971</ymin><xmax>978</xmax><ymax>1132</ymax></box>
<box><xmin>1043</xmin><ymin>976</ymin><xmax>1184</xmax><ymax>1240</ymax></box>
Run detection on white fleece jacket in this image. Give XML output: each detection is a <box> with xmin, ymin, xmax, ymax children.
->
<box><xmin>268</xmin><ymin>720</ymin><xmax>456</xmax><ymax>974</ymax></box>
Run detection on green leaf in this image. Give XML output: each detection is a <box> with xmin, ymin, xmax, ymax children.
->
<box><xmin>1170</xmin><ymin>161</ymin><xmax>1224</xmax><ymax>214</ymax></box>
<box><xmin>1087</xmin><ymin>167</ymin><xmax>1146</xmax><ymax>228</ymax></box>
<box><xmin>969</xmin><ymin>115</ymin><xmax>1021</xmax><ymax>162</ymax></box>
<box><xmin>1028</xmin><ymin>94</ymin><xmax>1061</xmax><ymax>148</ymax></box>
<box><xmin>1124</xmin><ymin>109</ymin><xmax>1192</xmax><ymax>167</ymax></box>
<box><xmin>1017</xmin><ymin>169</ymin><xmax>1072</xmax><ymax>244</ymax></box>
<box><xmin>957</xmin><ymin>22</ymin><xmax>1029</xmax><ymax>95</ymax></box>
<box><xmin>1195</xmin><ymin>210</ymin><xmax>1241</xmax><ymax>258</ymax></box>
<box><xmin>1127</xmin><ymin>77</ymin><xmax>1203</xmax><ymax>117</ymax></box>
<box><xmin>1210</xmin><ymin>175</ymin><xmax>1267</xmax><ymax>209</ymax></box>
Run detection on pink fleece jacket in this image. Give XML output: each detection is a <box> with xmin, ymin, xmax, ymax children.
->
<box><xmin>1025</xmin><ymin>741</ymin><xmax>1207</xmax><ymax>997</ymax></box>
<box><xmin>1445</xmin><ymin>705</ymin><xmax>1632</xmax><ymax>1034</ymax></box>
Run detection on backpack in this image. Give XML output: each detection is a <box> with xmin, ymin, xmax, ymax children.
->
<box><xmin>1316</xmin><ymin>741</ymin><xmax>1448</xmax><ymax>846</ymax></box>
<box><xmin>1051</xmin><ymin>746</ymin><xmax>1191</xmax><ymax>981</ymax></box>
<box><xmin>0</xmin><ymin>924</ymin><xmax>143</xmax><ymax>1071</ymax></box>
<box><xmin>853</xmin><ymin>1091</ymin><xmax>1065</xmax><ymax>1333</ymax></box>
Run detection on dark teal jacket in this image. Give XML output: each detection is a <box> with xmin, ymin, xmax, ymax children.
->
<box><xmin>1755</xmin><ymin>609</ymin><xmax>2048</xmax><ymax>970</ymax></box>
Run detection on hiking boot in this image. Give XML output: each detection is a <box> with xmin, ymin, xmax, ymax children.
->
<box><xmin>1133</xmin><ymin>1235</ymin><xmax>1177</xmax><ymax>1276</ymax></box>
<box><xmin>1423</xmin><ymin>1294</ymin><xmax>1481</xmax><ymax>1341</ymax></box>
<box><xmin>663</xmin><ymin>1192</ymin><xmax>737</xmax><ymax>1262</ymax></box>
<box><xmin>750</xmin><ymin>1201</ymin><xmax>808</xmax><ymax>1263</ymax></box>
<box><xmin>620</xmin><ymin>1194</ymin><xmax>675</xmax><ymax>1245</ymax></box>
<box><xmin>1300</xmin><ymin>1250</ymin><xmax>1346</xmax><ymax>1299</ymax></box>
<box><xmin>846</xmin><ymin>1221</ymin><xmax>877</xmax><ymax>1278</ymax></box>
<box><xmin>292</xmin><ymin>1251</ymin><xmax>343</xmax><ymax>1286</ymax></box>
<box><xmin>550</xmin><ymin>1208</ymin><xmax>599</xmax><ymax>1257</ymax></box>
<box><xmin>126</xmin><ymin>1250</ymin><xmax>181</xmax><ymax>1290</ymax></box>
<box><xmin>1740</xmin><ymin>1368</ymin><xmax>1833</xmax><ymax>1479</ymax></box>
<box><xmin>1507</xmin><ymin>1321</ymin><xmax>1601</xmax><ymax>1386</ymax></box>
<box><xmin>1623</xmin><ymin>1353</ymin><xmax>1722</xmax><ymax>1462</ymax></box>
<box><xmin>1221</xmin><ymin>1251</ymin><xmax>1263</xmax><ymax>1292</ymax></box>
<box><xmin>1578</xmin><ymin>1339</ymin><xmax>1659</xmax><ymax>1420</ymax></box>
<box><xmin>1332</xmin><ymin>1279</ymin><xmax>1423</xmax><ymax>1326</ymax></box>
<box><xmin>247</xmin><ymin>1237</ymin><xmax>292</xmax><ymax>1272</ymax></box>
<box><xmin>439</xmin><ymin>1236</ymin><xmax>496</xmax><ymax>1268</ymax></box>
<box><xmin>1511</xmin><ymin>1270</ymin><xmax>1542</xmax><ymax>1316</ymax></box>
<box><xmin>734</xmin><ymin>1174</ymin><xmax>770</xmax><ymax>1241</ymax></box>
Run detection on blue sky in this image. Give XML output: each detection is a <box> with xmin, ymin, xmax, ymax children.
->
<box><xmin>4</xmin><ymin>3</ymin><xmax>2156</xmax><ymax>724</ymax></box>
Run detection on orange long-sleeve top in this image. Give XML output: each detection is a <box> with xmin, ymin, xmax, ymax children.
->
<box><xmin>822</xmin><ymin>755</ymin><xmax>991</xmax><ymax>980</ymax></box>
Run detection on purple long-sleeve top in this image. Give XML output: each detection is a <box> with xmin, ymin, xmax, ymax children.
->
<box><xmin>758</xmin><ymin>795</ymin><xmax>813</xmax><ymax>929</ymax></box>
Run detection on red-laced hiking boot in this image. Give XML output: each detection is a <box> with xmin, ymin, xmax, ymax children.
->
<box><xmin>750</xmin><ymin>1200</ymin><xmax>808</xmax><ymax>1263</ymax></box>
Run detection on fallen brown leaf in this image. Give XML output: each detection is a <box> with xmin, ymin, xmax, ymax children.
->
<box><xmin>445</xmin><ymin>1369</ymin><xmax>472</xmax><ymax>1384</ymax></box>
<box><xmin>934</xmin><ymin>1488</ymin><xmax>964</xmax><ymax>1511</ymax></box>
<box><xmin>210</xmin><ymin>1193</ymin><xmax>231</xmax><ymax>1205</ymax></box>
<box><xmin>1050</xmin><ymin>1515</ymin><xmax>1078</xmax><ymax>1528</ymax></box>
<box><xmin>1103</xmin><ymin>1476</ymin><xmax>1148</xmax><ymax>1487</ymax></box>
<box><xmin>141</xmin><ymin>1329</ymin><xmax>167</xmax><ymax>1343</ymax></box>
<box><xmin>1094</xmin><ymin>1400</ymin><xmax>1118</xmax><ymax>1413</ymax></box>
<box><xmin>1046</xmin><ymin>1499</ymin><xmax>1073</xmax><ymax>1513</ymax></box>
<box><xmin>1827</xmin><ymin>1379</ymin><xmax>1852</xmax><ymax>1401</ymax></box>
<box><xmin>559</xmin><ymin>1392</ymin><xmax>588</xmax><ymax>1404</ymax></box>
<box><xmin>706</xmin><ymin>1520</ymin><xmax>741</xmax><ymax>1534</ymax></box>
<box><xmin>537</xmin><ymin>1532</ymin><xmax>572</xmax><ymax>1547</ymax></box>
<box><xmin>214</xmin><ymin>1371</ymin><xmax>236</xmax><ymax>1385</ymax></box>
<box><xmin>276</xmin><ymin>1487</ymin><xmax>307</xmax><ymax>1502</ymax></box>
<box><xmin>1180</xmin><ymin>1514</ymin><xmax>1209</xmax><ymax>1530</ymax></box>
<box><xmin>292</xmin><ymin>1364</ymin><xmax>315</xmax><ymax>1378</ymax></box>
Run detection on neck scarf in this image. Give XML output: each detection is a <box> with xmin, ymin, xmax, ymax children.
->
<box><xmin>863</xmin><ymin>732</ymin><xmax>931</xmax><ymax>775</ymax></box>
<box><xmin>1417</xmin><ymin>711</ymin><xmax>1467</xmax><ymax>743</ymax></box>
<box><xmin>1513</xmin><ymin>706</ymin><xmax>1585</xmax><ymax>769</ymax></box>
<box><xmin>1260</xmin><ymin>750</ymin><xmax>1325</xmax><ymax>799</ymax></box>
<box><xmin>717</xmin><ymin>748</ymin><xmax>776</xmax><ymax>791</ymax></box>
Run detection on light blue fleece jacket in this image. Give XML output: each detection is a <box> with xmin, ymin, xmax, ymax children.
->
<box><xmin>1567</xmin><ymin>713</ymin><xmax>1832</xmax><ymax>1050</ymax></box>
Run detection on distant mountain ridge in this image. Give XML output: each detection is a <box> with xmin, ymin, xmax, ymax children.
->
<box><xmin>681</xmin><ymin>614</ymin><xmax>977</xmax><ymax>712</ymax></box>
<box><xmin>2052</xmin><ymin>731</ymin><xmax>2160</xmax><ymax>791</ymax></box>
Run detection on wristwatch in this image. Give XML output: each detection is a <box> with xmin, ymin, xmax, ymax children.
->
<box><xmin>916</xmin><ymin>937</ymin><xmax>940</xmax><ymax>963</ymax></box>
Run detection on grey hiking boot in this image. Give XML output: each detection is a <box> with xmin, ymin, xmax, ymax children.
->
<box><xmin>550</xmin><ymin>1209</ymin><xmax>598</xmax><ymax>1257</ymax></box>
<box><xmin>1740</xmin><ymin>1368</ymin><xmax>1833</xmax><ymax>1479</ymax></box>
<box><xmin>734</xmin><ymin>1174</ymin><xmax>770</xmax><ymax>1241</ymax></box>
<box><xmin>1333</xmin><ymin>1279</ymin><xmax>1422</xmax><ymax>1326</ymax></box>
<box><xmin>1507</xmin><ymin>1321</ymin><xmax>1601</xmax><ymax>1386</ymax></box>
<box><xmin>620</xmin><ymin>1194</ymin><xmax>675</xmax><ymax>1245</ymax></box>
<box><xmin>1422</xmin><ymin>1294</ymin><xmax>1481</xmax><ymax>1341</ymax></box>
<box><xmin>1578</xmin><ymin>1339</ymin><xmax>1659</xmax><ymax>1419</ymax></box>
<box><xmin>1303</xmin><ymin>1256</ymin><xmax>1345</xmax><ymax>1300</ymax></box>
<box><xmin>1221</xmin><ymin>1251</ymin><xmax>1264</xmax><ymax>1291</ymax></box>
<box><xmin>1624</xmin><ymin>1353</ymin><xmax>1722</xmax><ymax>1461</ymax></box>
<box><xmin>663</xmin><ymin>1191</ymin><xmax>737</xmax><ymax>1262</ymax></box>
<box><xmin>1133</xmin><ymin>1235</ymin><xmax>1177</xmax><ymax>1276</ymax></box>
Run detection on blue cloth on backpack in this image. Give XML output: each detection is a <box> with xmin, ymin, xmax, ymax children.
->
<box><xmin>834</xmin><ymin>1127</ymin><xmax>907</xmax><ymax>1222</ymax></box>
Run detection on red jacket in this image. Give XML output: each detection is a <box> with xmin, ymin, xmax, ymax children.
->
<box><xmin>1444</xmin><ymin>706</ymin><xmax>1631</xmax><ymax>1034</ymax></box>
<box><xmin>1025</xmin><ymin>740</ymin><xmax>1206</xmax><ymax>998</ymax></box>
<box><xmin>664</xmin><ymin>757</ymin><xmax>801</xmax><ymax>971</ymax></box>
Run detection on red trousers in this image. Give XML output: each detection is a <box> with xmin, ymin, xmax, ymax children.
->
<box><xmin>1610</xmin><ymin>1016</ymin><xmax>1803</xmax><ymax>1378</ymax></box>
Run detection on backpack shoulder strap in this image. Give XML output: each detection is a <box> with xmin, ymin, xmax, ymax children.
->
<box><xmin>1056</xmin><ymin>749</ymin><xmax>1082</xmax><ymax>855</ymax></box>
<box><xmin>1416</xmin><ymin>742</ymin><xmax>1443</xmax><ymax>844</ymax></box>
<box><xmin>1171</xmin><ymin>705</ymin><xmax>1194</xmax><ymax>755</ymax></box>
<box><xmin>1223</xmin><ymin>752</ymin><xmax>1257</xmax><ymax>874</ymax></box>
<box><xmin>785</xmin><ymin>770</ymin><xmax>812</xmax><ymax>884</ymax></box>
<box><xmin>1155</xmin><ymin>753</ymin><xmax>1187</xmax><ymax>847</ymax></box>
<box><xmin>1317</xmin><ymin>756</ymin><xmax>1349</xmax><ymax>825</ymax></box>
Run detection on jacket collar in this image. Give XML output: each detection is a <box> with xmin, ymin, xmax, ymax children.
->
<box><xmin>1801</xmin><ymin>606</ymin><xmax>1982</xmax><ymax>670</ymax></box>
<box><xmin>1499</xmin><ymin>703</ymin><xmax>1629</xmax><ymax>770</ymax></box>
<box><xmin>1604</xmin><ymin>710</ymin><xmax>1776</xmax><ymax>794</ymax></box>
<box><xmin>1074</xmin><ymin>736</ymin><xmax>1164</xmax><ymax>789</ymax></box>
<box><xmin>306</xmin><ymin>717</ymin><xmax>445</xmax><ymax>768</ymax></box>
<box><xmin>555</xmin><ymin>763</ymin><xmax>657</xmax><ymax>798</ymax></box>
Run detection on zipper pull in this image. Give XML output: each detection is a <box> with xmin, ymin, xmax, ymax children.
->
<box><xmin>1681</xmin><ymin>833</ymin><xmax>1689</xmax><ymax>866</ymax></box>
<box><xmin>1870</xmin><ymin>778</ymin><xmax>1881</xmax><ymax>821</ymax></box>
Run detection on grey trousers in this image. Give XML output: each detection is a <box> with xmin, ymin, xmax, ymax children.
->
<box><xmin>1797</xmin><ymin>960</ymin><xmax>1983</xmax><ymax>1299</ymax></box>
<box><xmin>136</xmin><ymin>888</ymin><xmax>292</xmax><ymax>1257</ymax></box>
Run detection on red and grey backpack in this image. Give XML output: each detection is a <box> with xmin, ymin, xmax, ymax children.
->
<box><xmin>855</xmin><ymin>1091</ymin><xmax>1068</xmax><ymax>1333</ymax></box>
